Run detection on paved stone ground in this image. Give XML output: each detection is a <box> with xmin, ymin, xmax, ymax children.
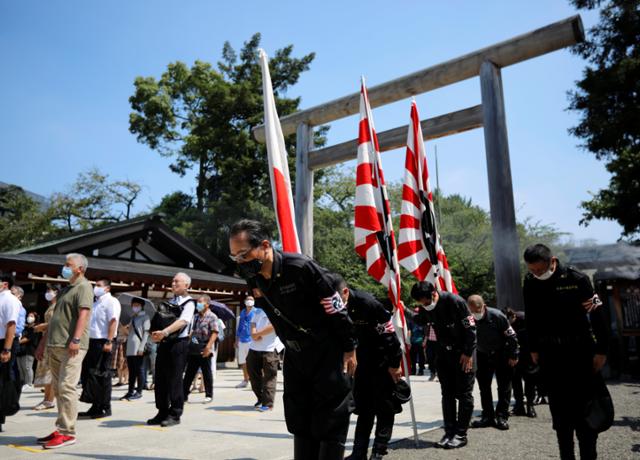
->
<box><xmin>387</xmin><ymin>380</ymin><xmax>640</xmax><ymax>460</ymax></box>
<box><xmin>0</xmin><ymin>369</ymin><xmax>637</xmax><ymax>459</ymax></box>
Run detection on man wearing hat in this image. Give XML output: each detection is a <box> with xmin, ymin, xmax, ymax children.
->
<box><xmin>330</xmin><ymin>274</ymin><xmax>402</xmax><ymax>460</ymax></box>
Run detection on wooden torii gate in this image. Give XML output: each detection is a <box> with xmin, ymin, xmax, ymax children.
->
<box><xmin>253</xmin><ymin>15</ymin><xmax>584</xmax><ymax>310</ymax></box>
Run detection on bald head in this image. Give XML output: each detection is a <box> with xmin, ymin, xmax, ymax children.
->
<box><xmin>467</xmin><ymin>295</ymin><xmax>485</xmax><ymax>316</ymax></box>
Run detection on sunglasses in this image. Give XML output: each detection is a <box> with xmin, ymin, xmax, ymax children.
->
<box><xmin>229</xmin><ymin>246</ymin><xmax>256</xmax><ymax>263</ymax></box>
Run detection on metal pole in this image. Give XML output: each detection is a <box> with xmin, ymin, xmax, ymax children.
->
<box><xmin>401</xmin><ymin>351</ymin><xmax>420</xmax><ymax>446</ymax></box>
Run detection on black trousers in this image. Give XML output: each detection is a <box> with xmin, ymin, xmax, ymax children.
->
<box><xmin>82</xmin><ymin>338</ymin><xmax>112</xmax><ymax>411</ymax></box>
<box><xmin>512</xmin><ymin>362</ymin><xmax>536</xmax><ymax>407</ymax></box>
<box><xmin>409</xmin><ymin>343</ymin><xmax>426</xmax><ymax>374</ymax></box>
<box><xmin>436</xmin><ymin>350</ymin><xmax>475</xmax><ymax>437</ymax></box>
<box><xmin>352</xmin><ymin>363</ymin><xmax>396</xmax><ymax>454</ymax></box>
<box><xmin>0</xmin><ymin>340</ymin><xmax>19</xmax><ymax>426</ymax></box>
<box><xmin>282</xmin><ymin>338</ymin><xmax>353</xmax><ymax>446</ymax></box>
<box><xmin>426</xmin><ymin>340</ymin><xmax>437</xmax><ymax>375</ymax></box>
<box><xmin>247</xmin><ymin>349</ymin><xmax>279</xmax><ymax>407</ymax></box>
<box><xmin>127</xmin><ymin>355</ymin><xmax>145</xmax><ymax>394</ymax></box>
<box><xmin>541</xmin><ymin>347</ymin><xmax>599</xmax><ymax>460</ymax></box>
<box><xmin>183</xmin><ymin>353</ymin><xmax>213</xmax><ymax>399</ymax></box>
<box><xmin>476</xmin><ymin>351</ymin><xmax>513</xmax><ymax>420</ymax></box>
<box><xmin>154</xmin><ymin>338</ymin><xmax>188</xmax><ymax>419</ymax></box>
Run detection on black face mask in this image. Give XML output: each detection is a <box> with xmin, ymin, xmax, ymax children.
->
<box><xmin>236</xmin><ymin>259</ymin><xmax>263</xmax><ymax>279</ymax></box>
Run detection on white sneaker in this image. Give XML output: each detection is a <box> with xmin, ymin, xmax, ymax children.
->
<box><xmin>22</xmin><ymin>384</ymin><xmax>33</xmax><ymax>391</ymax></box>
<box><xmin>235</xmin><ymin>380</ymin><xmax>248</xmax><ymax>389</ymax></box>
<box><xmin>204</xmin><ymin>397</ymin><xmax>212</xmax><ymax>404</ymax></box>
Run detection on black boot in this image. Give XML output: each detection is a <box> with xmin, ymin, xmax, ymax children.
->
<box><xmin>294</xmin><ymin>436</ymin><xmax>320</xmax><ymax>460</ymax></box>
<box><xmin>345</xmin><ymin>437</ymin><xmax>369</xmax><ymax>460</ymax></box>
<box><xmin>511</xmin><ymin>404</ymin><xmax>526</xmax><ymax>416</ymax></box>
<box><xmin>370</xmin><ymin>442</ymin><xmax>388</xmax><ymax>459</ymax></box>
<box><xmin>527</xmin><ymin>404</ymin><xmax>537</xmax><ymax>418</ymax></box>
<box><xmin>319</xmin><ymin>441</ymin><xmax>346</xmax><ymax>460</ymax></box>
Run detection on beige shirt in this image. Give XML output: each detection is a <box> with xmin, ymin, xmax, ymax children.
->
<box><xmin>47</xmin><ymin>277</ymin><xmax>93</xmax><ymax>350</ymax></box>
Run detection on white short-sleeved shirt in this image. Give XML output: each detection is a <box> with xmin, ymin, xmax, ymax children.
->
<box><xmin>0</xmin><ymin>290</ymin><xmax>21</xmax><ymax>339</ymax></box>
<box><xmin>89</xmin><ymin>293</ymin><xmax>121</xmax><ymax>339</ymax></box>
<box><xmin>173</xmin><ymin>295</ymin><xmax>195</xmax><ymax>339</ymax></box>
<box><xmin>249</xmin><ymin>309</ymin><xmax>284</xmax><ymax>353</ymax></box>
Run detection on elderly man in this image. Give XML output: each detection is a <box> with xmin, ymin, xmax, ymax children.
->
<box><xmin>0</xmin><ymin>273</ymin><xmax>21</xmax><ymax>432</ymax></box>
<box><xmin>80</xmin><ymin>278</ymin><xmax>121</xmax><ymax>419</ymax></box>
<box><xmin>229</xmin><ymin>219</ymin><xmax>356</xmax><ymax>460</ymax></box>
<box><xmin>35</xmin><ymin>254</ymin><xmax>94</xmax><ymax>449</ymax></box>
<box><xmin>148</xmin><ymin>272</ymin><xmax>195</xmax><ymax>427</ymax></box>
<box><xmin>467</xmin><ymin>295</ymin><xmax>519</xmax><ymax>431</ymax></box>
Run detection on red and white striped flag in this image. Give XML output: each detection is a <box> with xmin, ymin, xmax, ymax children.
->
<box><xmin>398</xmin><ymin>100</ymin><xmax>457</xmax><ymax>292</ymax></box>
<box><xmin>354</xmin><ymin>78</ymin><xmax>407</xmax><ymax>342</ymax></box>
<box><xmin>259</xmin><ymin>49</ymin><xmax>301</xmax><ymax>253</ymax></box>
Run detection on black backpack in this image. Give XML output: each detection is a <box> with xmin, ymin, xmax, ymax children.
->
<box><xmin>151</xmin><ymin>298</ymin><xmax>195</xmax><ymax>340</ymax></box>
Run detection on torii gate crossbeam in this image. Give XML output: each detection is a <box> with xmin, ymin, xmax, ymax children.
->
<box><xmin>252</xmin><ymin>15</ymin><xmax>584</xmax><ymax>310</ymax></box>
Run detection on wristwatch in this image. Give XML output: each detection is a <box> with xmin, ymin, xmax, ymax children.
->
<box><xmin>1</xmin><ymin>348</ymin><xmax>10</xmax><ymax>353</ymax></box>
<box><xmin>71</xmin><ymin>337</ymin><xmax>81</xmax><ymax>345</ymax></box>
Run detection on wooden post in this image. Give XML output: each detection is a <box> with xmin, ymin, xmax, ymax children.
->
<box><xmin>295</xmin><ymin>123</ymin><xmax>314</xmax><ymax>257</ymax></box>
<box><xmin>480</xmin><ymin>60</ymin><xmax>524</xmax><ymax>310</ymax></box>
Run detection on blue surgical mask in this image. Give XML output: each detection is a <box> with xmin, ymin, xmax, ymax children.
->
<box><xmin>61</xmin><ymin>266</ymin><xmax>74</xmax><ymax>280</ymax></box>
<box><xmin>196</xmin><ymin>303</ymin><xmax>206</xmax><ymax>312</ymax></box>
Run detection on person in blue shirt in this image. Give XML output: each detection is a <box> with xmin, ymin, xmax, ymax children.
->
<box><xmin>235</xmin><ymin>296</ymin><xmax>255</xmax><ymax>388</ymax></box>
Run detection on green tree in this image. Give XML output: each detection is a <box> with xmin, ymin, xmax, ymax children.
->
<box><xmin>0</xmin><ymin>185</ymin><xmax>57</xmax><ymax>251</ymax></box>
<box><xmin>568</xmin><ymin>0</ymin><xmax>640</xmax><ymax>238</ymax></box>
<box><xmin>49</xmin><ymin>168</ymin><xmax>142</xmax><ymax>232</ymax></box>
<box><xmin>130</xmin><ymin>34</ymin><xmax>318</xmax><ymax>260</ymax></box>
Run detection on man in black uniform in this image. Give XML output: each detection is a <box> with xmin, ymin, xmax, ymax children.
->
<box><xmin>504</xmin><ymin>308</ymin><xmax>537</xmax><ymax>418</ymax></box>
<box><xmin>406</xmin><ymin>281</ymin><xmax>476</xmax><ymax>449</ymax></box>
<box><xmin>467</xmin><ymin>295</ymin><xmax>519</xmax><ymax>431</ymax></box>
<box><xmin>523</xmin><ymin>244</ymin><xmax>609</xmax><ymax>460</ymax></box>
<box><xmin>329</xmin><ymin>274</ymin><xmax>402</xmax><ymax>460</ymax></box>
<box><xmin>229</xmin><ymin>220</ymin><xmax>357</xmax><ymax>460</ymax></box>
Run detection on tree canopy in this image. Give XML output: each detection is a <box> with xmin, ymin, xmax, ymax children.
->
<box><xmin>130</xmin><ymin>34</ymin><xmax>319</xmax><ymax>262</ymax></box>
<box><xmin>568</xmin><ymin>0</ymin><xmax>640</xmax><ymax>238</ymax></box>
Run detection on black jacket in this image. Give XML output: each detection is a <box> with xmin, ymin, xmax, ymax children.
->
<box><xmin>475</xmin><ymin>307</ymin><xmax>519</xmax><ymax>359</ymax></box>
<box><xmin>248</xmin><ymin>250</ymin><xmax>356</xmax><ymax>352</ymax></box>
<box><xmin>347</xmin><ymin>289</ymin><xmax>402</xmax><ymax>369</ymax></box>
<box><xmin>523</xmin><ymin>263</ymin><xmax>609</xmax><ymax>355</ymax></box>
<box><xmin>405</xmin><ymin>291</ymin><xmax>476</xmax><ymax>357</ymax></box>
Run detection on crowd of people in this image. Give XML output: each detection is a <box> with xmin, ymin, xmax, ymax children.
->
<box><xmin>0</xmin><ymin>220</ymin><xmax>611</xmax><ymax>460</ymax></box>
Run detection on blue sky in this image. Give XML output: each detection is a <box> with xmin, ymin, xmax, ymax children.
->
<box><xmin>0</xmin><ymin>1</ymin><xmax>622</xmax><ymax>243</ymax></box>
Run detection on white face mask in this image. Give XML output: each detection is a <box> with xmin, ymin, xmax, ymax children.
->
<box><xmin>132</xmin><ymin>306</ymin><xmax>142</xmax><ymax>314</ymax></box>
<box><xmin>245</xmin><ymin>300</ymin><xmax>254</xmax><ymax>307</ymax></box>
<box><xmin>94</xmin><ymin>286</ymin><xmax>106</xmax><ymax>297</ymax></box>
<box><xmin>424</xmin><ymin>302</ymin><xmax>436</xmax><ymax>312</ymax></box>
<box><xmin>534</xmin><ymin>268</ymin><xmax>554</xmax><ymax>281</ymax></box>
<box><xmin>45</xmin><ymin>291</ymin><xmax>55</xmax><ymax>302</ymax></box>
<box><xmin>27</xmin><ymin>316</ymin><xmax>35</xmax><ymax>324</ymax></box>
<box><xmin>472</xmin><ymin>312</ymin><xmax>484</xmax><ymax>321</ymax></box>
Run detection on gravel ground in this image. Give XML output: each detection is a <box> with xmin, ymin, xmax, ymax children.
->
<box><xmin>385</xmin><ymin>380</ymin><xmax>640</xmax><ymax>460</ymax></box>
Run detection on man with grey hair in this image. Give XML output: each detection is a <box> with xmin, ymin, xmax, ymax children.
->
<box><xmin>35</xmin><ymin>253</ymin><xmax>93</xmax><ymax>449</ymax></box>
<box><xmin>148</xmin><ymin>272</ymin><xmax>195</xmax><ymax>427</ymax></box>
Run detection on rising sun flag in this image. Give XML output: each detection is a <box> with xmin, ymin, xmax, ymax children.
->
<box><xmin>398</xmin><ymin>100</ymin><xmax>456</xmax><ymax>292</ymax></box>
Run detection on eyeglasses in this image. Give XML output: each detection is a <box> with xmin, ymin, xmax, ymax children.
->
<box><xmin>229</xmin><ymin>246</ymin><xmax>256</xmax><ymax>263</ymax></box>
